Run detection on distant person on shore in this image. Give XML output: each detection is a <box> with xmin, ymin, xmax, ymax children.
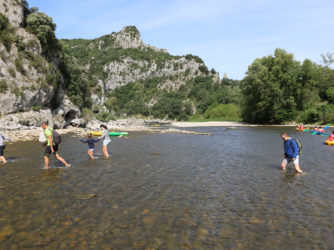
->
<box><xmin>99</xmin><ymin>124</ymin><xmax>111</xmax><ymax>158</ymax></box>
<box><xmin>281</xmin><ymin>132</ymin><xmax>303</xmax><ymax>174</ymax></box>
<box><xmin>80</xmin><ymin>133</ymin><xmax>100</xmax><ymax>160</ymax></box>
<box><xmin>42</xmin><ymin>122</ymin><xmax>70</xmax><ymax>169</ymax></box>
<box><xmin>298</xmin><ymin>125</ymin><xmax>304</xmax><ymax>130</ymax></box>
<box><xmin>0</xmin><ymin>133</ymin><xmax>13</xmax><ymax>164</ymax></box>
<box><xmin>319</xmin><ymin>126</ymin><xmax>325</xmax><ymax>134</ymax></box>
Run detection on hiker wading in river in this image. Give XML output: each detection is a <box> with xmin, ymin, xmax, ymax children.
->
<box><xmin>281</xmin><ymin>132</ymin><xmax>303</xmax><ymax>174</ymax></box>
<box><xmin>42</xmin><ymin>121</ymin><xmax>70</xmax><ymax>169</ymax></box>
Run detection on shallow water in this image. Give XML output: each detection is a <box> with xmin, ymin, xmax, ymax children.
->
<box><xmin>0</xmin><ymin>127</ymin><xmax>333</xmax><ymax>249</ymax></box>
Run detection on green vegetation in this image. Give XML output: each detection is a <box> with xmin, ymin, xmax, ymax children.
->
<box><xmin>0</xmin><ymin>79</ymin><xmax>8</xmax><ymax>93</ymax></box>
<box><xmin>241</xmin><ymin>49</ymin><xmax>334</xmax><ymax>124</ymax></box>
<box><xmin>100</xmin><ymin>76</ymin><xmax>241</xmax><ymax>120</ymax></box>
<box><xmin>26</xmin><ymin>12</ymin><xmax>59</xmax><ymax>55</ymax></box>
<box><xmin>0</xmin><ymin>13</ymin><xmax>15</xmax><ymax>51</ymax></box>
<box><xmin>204</xmin><ymin>104</ymin><xmax>241</xmax><ymax>120</ymax></box>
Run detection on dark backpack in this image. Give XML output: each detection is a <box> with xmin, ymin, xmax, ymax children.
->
<box><xmin>52</xmin><ymin>130</ymin><xmax>62</xmax><ymax>144</ymax></box>
<box><xmin>290</xmin><ymin>139</ymin><xmax>302</xmax><ymax>155</ymax></box>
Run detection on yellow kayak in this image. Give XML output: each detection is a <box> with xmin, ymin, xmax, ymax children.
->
<box><xmin>296</xmin><ymin>128</ymin><xmax>305</xmax><ymax>131</ymax></box>
<box><xmin>324</xmin><ymin>140</ymin><xmax>334</xmax><ymax>146</ymax></box>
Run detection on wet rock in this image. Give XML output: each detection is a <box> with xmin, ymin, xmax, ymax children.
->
<box><xmin>0</xmin><ymin>225</ymin><xmax>14</xmax><ymax>240</ymax></box>
<box><xmin>76</xmin><ymin>194</ymin><xmax>97</xmax><ymax>200</ymax></box>
<box><xmin>249</xmin><ymin>217</ymin><xmax>265</xmax><ymax>224</ymax></box>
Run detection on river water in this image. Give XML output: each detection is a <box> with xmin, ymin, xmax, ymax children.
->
<box><xmin>0</xmin><ymin>127</ymin><xmax>333</xmax><ymax>249</ymax></box>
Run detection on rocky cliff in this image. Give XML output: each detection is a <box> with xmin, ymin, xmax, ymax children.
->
<box><xmin>0</xmin><ymin>0</ymin><xmax>81</xmax><ymax>129</ymax></box>
<box><xmin>1</xmin><ymin>0</ymin><xmax>226</xmax><ymax>125</ymax></box>
<box><xmin>61</xmin><ymin>26</ymin><xmax>220</xmax><ymax>117</ymax></box>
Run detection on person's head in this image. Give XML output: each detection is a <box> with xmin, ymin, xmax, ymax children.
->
<box><xmin>100</xmin><ymin>124</ymin><xmax>107</xmax><ymax>130</ymax></box>
<box><xmin>319</xmin><ymin>126</ymin><xmax>322</xmax><ymax>129</ymax></box>
<box><xmin>281</xmin><ymin>132</ymin><xmax>289</xmax><ymax>141</ymax></box>
<box><xmin>88</xmin><ymin>133</ymin><xmax>92</xmax><ymax>138</ymax></box>
<box><xmin>41</xmin><ymin>121</ymin><xmax>49</xmax><ymax>129</ymax></box>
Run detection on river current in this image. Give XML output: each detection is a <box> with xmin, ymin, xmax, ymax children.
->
<box><xmin>0</xmin><ymin>127</ymin><xmax>333</xmax><ymax>249</ymax></box>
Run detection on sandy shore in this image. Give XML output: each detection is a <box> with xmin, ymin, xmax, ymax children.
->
<box><xmin>1</xmin><ymin>126</ymin><xmax>210</xmax><ymax>142</ymax></box>
<box><xmin>172</xmin><ymin>121</ymin><xmax>303</xmax><ymax>127</ymax></box>
<box><xmin>172</xmin><ymin>121</ymin><xmax>256</xmax><ymax>127</ymax></box>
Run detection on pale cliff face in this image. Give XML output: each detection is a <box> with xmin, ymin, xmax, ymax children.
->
<box><xmin>0</xmin><ymin>0</ymin><xmax>24</xmax><ymax>27</ymax></box>
<box><xmin>0</xmin><ymin>0</ymin><xmax>80</xmax><ymax>126</ymax></box>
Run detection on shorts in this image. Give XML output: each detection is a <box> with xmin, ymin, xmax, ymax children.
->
<box><xmin>44</xmin><ymin>144</ymin><xmax>59</xmax><ymax>157</ymax></box>
<box><xmin>282</xmin><ymin>155</ymin><xmax>299</xmax><ymax>165</ymax></box>
<box><xmin>88</xmin><ymin>148</ymin><xmax>95</xmax><ymax>152</ymax></box>
<box><xmin>103</xmin><ymin>140</ymin><xmax>111</xmax><ymax>146</ymax></box>
<box><xmin>0</xmin><ymin>145</ymin><xmax>5</xmax><ymax>156</ymax></box>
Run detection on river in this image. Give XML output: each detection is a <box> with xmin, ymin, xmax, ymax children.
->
<box><xmin>0</xmin><ymin>127</ymin><xmax>333</xmax><ymax>249</ymax></box>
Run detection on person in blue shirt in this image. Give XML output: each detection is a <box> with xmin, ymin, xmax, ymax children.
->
<box><xmin>281</xmin><ymin>132</ymin><xmax>303</xmax><ymax>173</ymax></box>
<box><xmin>80</xmin><ymin>133</ymin><xmax>100</xmax><ymax>160</ymax></box>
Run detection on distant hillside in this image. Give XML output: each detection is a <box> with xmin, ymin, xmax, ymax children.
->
<box><xmin>60</xmin><ymin>26</ymin><xmax>242</xmax><ymax>120</ymax></box>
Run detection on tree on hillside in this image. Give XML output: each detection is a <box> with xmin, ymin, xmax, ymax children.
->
<box><xmin>241</xmin><ymin>49</ymin><xmax>300</xmax><ymax>123</ymax></box>
<box><xmin>26</xmin><ymin>12</ymin><xmax>58</xmax><ymax>54</ymax></box>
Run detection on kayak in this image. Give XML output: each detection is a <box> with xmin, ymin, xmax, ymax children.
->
<box><xmin>89</xmin><ymin>131</ymin><xmax>128</xmax><ymax>137</ymax></box>
<box><xmin>311</xmin><ymin>131</ymin><xmax>325</xmax><ymax>136</ymax></box>
<box><xmin>324</xmin><ymin>140</ymin><xmax>334</xmax><ymax>146</ymax></box>
<box><xmin>296</xmin><ymin>128</ymin><xmax>305</xmax><ymax>131</ymax></box>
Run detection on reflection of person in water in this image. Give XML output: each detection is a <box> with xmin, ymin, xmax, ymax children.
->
<box><xmin>0</xmin><ymin>133</ymin><xmax>13</xmax><ymax>164</ymax></box>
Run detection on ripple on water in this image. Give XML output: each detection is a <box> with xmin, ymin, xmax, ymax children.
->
<box><xmin>0</xmin><ymin>128</ymin><xmax>333</xmax><ymax>248</ymax></box>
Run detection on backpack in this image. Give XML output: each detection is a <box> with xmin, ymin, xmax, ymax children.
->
<box><xmin>290</xmin><ymin>139</ymin><xmax>302</xmax><ymax>155</ymax></box>
<box><xmin>52</xmin><ymin>129</ymin><xmax>62</xmax><ymax>144</ymax></box>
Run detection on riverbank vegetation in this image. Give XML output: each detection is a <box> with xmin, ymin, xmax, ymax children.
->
<box><xmin>242</xmin><ymin>49</ymin><xmax>334</xmax><ymax>124</ymax></box>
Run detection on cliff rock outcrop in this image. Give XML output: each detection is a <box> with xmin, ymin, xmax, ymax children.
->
<box><xmin>0</xmin><ymin>0</ymin><xmax>80</xmax><ymax>128</ymax></box>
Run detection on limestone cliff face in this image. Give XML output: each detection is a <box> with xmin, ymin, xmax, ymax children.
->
<box><xmin>62</xmin><ymin>26</ymin><xmax>220</xmax><ymax>106</ymax></box>
<box><xmin>0</xmin><ymin>0</ymin><xmax>80</xmax><ymax>128</ymax></box>
<box><xmin>0</xmin><ymin>0</ymin><xmax>23</xmax><ymax>27</ymax></box>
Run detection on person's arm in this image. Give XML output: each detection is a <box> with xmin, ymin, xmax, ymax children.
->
<box><xmin>98</xmin><ymin>133</ymin><xmax>105</xmax><ymax>140</ymax></box>
<box><xmin>93</xmin><ymin>139</ymin><xmax>100</xmax><ymax>142</ymax></box>
<box><xmin>80</xmin><ymin>138</ymin><xmax>88</xmax><ymax>143</ymax></box>
<box><xmin>4</xmin><ymin>136</ymin><xmax>13</xmax><ymax>141</ymax></box>
<box><xmin>48</xmin><ymin>135</ymin><xmax>54</xmax><ymax>152</ymax></box>
<box><xmin>291</xmin><ymin>140</ymin><xmax>299</xmax><ymax>159</ymax></box>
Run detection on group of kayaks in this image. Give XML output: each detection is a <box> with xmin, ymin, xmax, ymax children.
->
<box><xmin>89</xmin><ymin>131</ymin><xmax>128</xmax><ymax>137</ymax></box>
<box><xmin>296</xmin><ymin>126</ymin><xmax>334</xmax><ymax>146</ymax></box>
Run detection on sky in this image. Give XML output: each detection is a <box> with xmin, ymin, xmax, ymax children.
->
<box><xmin>29</xmin><ymin>0</ymin><xmax>334</xmax><ymax>79</ymax></box>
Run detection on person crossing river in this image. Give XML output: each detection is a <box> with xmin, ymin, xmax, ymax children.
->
<box><xmin>281</xmin><ymin>132</ymin><xmax>303</xmax><ymax>174</ymax></box>
<box><xmin>0</xmin><ymin>133</ymin><xmax>13</xmax><ymax>164</ymax></box>
<box><xmin>41</xmin><ymin>121</ymin><xmax>70</xmax><ymax>169</ymax></box>
<box><xmin>99</xmin><ymin>124</ymin><xmax>111</xmax><ymax>158</ymax></box>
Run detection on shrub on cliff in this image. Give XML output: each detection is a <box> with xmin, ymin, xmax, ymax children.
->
<box><xmin>0</xmin><ymin>80</ymin><xmax>8</xmax><ymax>93</ymax></box>
<box><xmin>26</xmin><ymin>12</ymin><xmax>58</xmax><ymax>54</ymax></box>
<box><xmin>0</xmin><ymin>13</ymin><xmax>14</xmax><ymax>51</ymax></box>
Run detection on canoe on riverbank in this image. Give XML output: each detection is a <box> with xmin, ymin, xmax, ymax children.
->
<box><xmin>89</xmin><ymin>131</ymin><xmax>128</xmax><ymax>137</ymax></box>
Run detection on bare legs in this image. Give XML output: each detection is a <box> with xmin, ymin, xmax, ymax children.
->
<box><xmin>281</xmin><ymin>159</ymin><xmax>303</xmax><ymax>174</ymax></box>
<box><xmin>102</xmin><ymin>145</ymin><xmax>109</xmax><ymax>158</ymax></box>
<box><xmin>293</xmin><ymin>163</ymin><xmax>303</xmax><ymax>174</ymax></box>
<box><xmin>0</xmin><ymin>156</ymin><xmax>7</xmax><ymax>164</ymax></box>
<box><xmin>44</xmin><ymin>154</ymin><xmax>70</xmax><ymax>169</ymax></box>
<box><xmin>55</xmin><ymin>154</ymin><xmax>70</xmax><ymax>167</ymax></box>
<box><xmin>44</xmin><ymin>155</ymin><xmax>50</xmax><ymax>168</ymax></box>
<box><xmin>88</xmin><ymin>150</ymin><xmax>94</xmax><ymax>160</ymax></box>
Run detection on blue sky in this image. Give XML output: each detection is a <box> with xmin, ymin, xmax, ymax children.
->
<box><xmin>29</xmin><ymin>0</ymin><xmax>334</xmax><ymax>79</ymax></box>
